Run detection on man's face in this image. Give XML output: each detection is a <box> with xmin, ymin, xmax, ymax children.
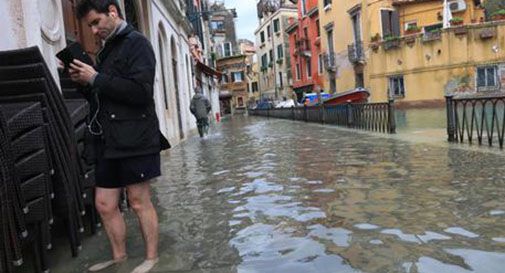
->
<box><xmin>83</xmin><ymin>9</ymin><xmax>116</xmax><ymax>40</ymax></box>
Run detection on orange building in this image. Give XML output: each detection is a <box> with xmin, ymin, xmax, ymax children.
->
<box><xmin>286</xmin><ymin>0</ymin><xmax>323</xmax><ymax>102</ymax></box>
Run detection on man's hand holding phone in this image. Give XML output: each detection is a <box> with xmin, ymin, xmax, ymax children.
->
<box><xmin>69</xmin><ymin>60</ymin><xmax>98</xmax><ymax>86</ymax></box>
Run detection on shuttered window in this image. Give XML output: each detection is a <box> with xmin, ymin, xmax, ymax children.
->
<box><xmin>381</xmin><ymin>9</ymin><xmax>400</xmax><ymax>38</ymax></box>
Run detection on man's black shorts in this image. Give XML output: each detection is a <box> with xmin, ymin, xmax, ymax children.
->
<box><xmin>95</xmin><ymin>153</ymin><xmax>161</xmax><ymax>188</ymax></box>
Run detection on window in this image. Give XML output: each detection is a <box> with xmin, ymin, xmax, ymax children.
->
<box><xmin>351</xmin><ymin>11</ymin><xmax>362</xmax><ymax>42</ymax></box>
<box><xmin>324</xmin><ymin>0</ymin><xmax>332</xmax><ymax>7</ymax></box>
<box><xmin>210</xmin><ymin>21</ymin><xmax>224</xmax><ymax>30</ymax></box>
<box><xmin>316</xmin><ymin>20</ymin><xmax>320</xmax><ymax>37</ymax></box>
<box><xmin>277</xmin><ymin>44</ymin><xmax>283</xmax><ymax>59</ymax></box>
<box><xmin>477</xmin><ymin>66</ymin><xmax>498</xmax><ymax>90</ymax></box>
<box><xmin>306</xmin><ymin>58</ymin><xmax>312</xmax><ymax>78</ymax></box>
<box><xmin>301</xmin><ymin>0</ymin><xmax>307</xmax><ymax>15</ymax></box>
<box><xmin>273</xmin><ymin>19</ymin><xmax>280</xmax><ymax>33</ymax></box>
<box><xmin>269</xmin><ymin>49</ymin><xmax>274</xmax><ymax>62</ymax></box>
<box><xmin>222</xmin><ymin>42</ymin><xmax>232</xmax><ymax>57</ymax></box>
<box><xmin>303</xmin><ymin>27</ymin><xmax>310</xmax><ymax>50</ymax></box>
<box><xmin>261</xmin><ymin>54</ymin><xmax>268</xmax><ymax>68</ymax></box>
<box><xmin>260</xmin><ymin>31</ymin><xmax>265</xmax><ymax>43</ymax></box>
<box><xmin>381</xmin><ymin>9</ymin><xmax>400</xmax><ymax>38</ymax></box>
<box><xmin>221</xmin><ymin>74</ymin><xmax>228</xmax><ymax>83</ymax></box>
<box><xmin>232</xmin><ymin>71</ymin><xmax>244</xmax><ymax>82</ymax></box>
<box><xmin>267</xmin><ymin>25</ymin><xmax>271</xmax><ymax>38</ymax></box>
<box><xmin>252</xmin><ymin>82</ymin><xmax>258</xmax><ymax>92</ymax></box>
<box><xmin>238</xmin><ymin>97</ymin><xmax>244</xmax><ymax>107</ymax></box>
<box><xmin>278</xmin><ymin>72</ymin><xmax>283</xmax><ymax>88</ymax></box>
<box><xmin>404</xmin><ymin>21</ymin><xmax>418</xmax><ymax>31</ymax></box>
<box><xmin>318</xmin><ymin>54</ymin><xmax>324</xmax><ymax>74</ymax></box>
<box><xmin>296</xmin><ymin>63</ymin><xmax>301</xmax><ymax>80</ymax></box>
<box><xmin>389</xmin><ymin>75</ymin><xmax>405</xmax><ymax>97</ymax></box>
<box><xmin>327</xmin><ymin>29</ymin><xmax>334</xmax><ymax>53</ymax></box>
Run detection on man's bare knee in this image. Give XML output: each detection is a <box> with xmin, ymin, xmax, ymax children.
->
<box><xmin>95</xmin><ymin>198</ymin><xmax>118</xmax><ymax>215</ymax></box>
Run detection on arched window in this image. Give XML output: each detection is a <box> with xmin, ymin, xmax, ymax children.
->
<box><xmin>170</xmin><ymin>37</ymin><xmax>184</xmax><ymax>139</ymax></box>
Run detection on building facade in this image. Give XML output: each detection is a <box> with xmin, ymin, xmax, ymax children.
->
<box><xmin>0</xmin><ymin>0</ymin><xmax>200</xmax><ymax>146</ymax></box>
<box><xmin>286</xmin><ymin>0</ymin><xmax>323</xmax><ymax>102</ymax></box>
<box><xmin>239</xmin><ymin>39</ymin><xmax>260</xmax><ymax>106</ymax></box>
<box><xmin>317</xmin><ymin>0</ymin><xmax>500</xmax><ymax>106</ymax></box>
<box><xmin>255</xmin><ymin>0</ymin><xmax>298</xmax><ymax>101</ymax></box>
<box><xmin>186</xmin><ymin>0</ymin><xmax>222</xmax><ymax>122</ymax></box>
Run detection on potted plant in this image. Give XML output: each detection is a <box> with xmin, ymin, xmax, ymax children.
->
<box><xmin>369</xmin><ymin>33</ymin><xmax>381</xmax><ymax>51</ymax></box>
<box><xmin>423</xmin><ymin>28</ymin><xmax>442</xmax><ymax>42</ymax></box>
<box><xmin>383</xmin><ymin>35</ymin><xmax>401</xmax><ymax>50</ymax></box>
<box><xmin>268</xmin><ymin>62</ymin><xmax>273</xmax><ymax>68</ymax></box>
<box><xmin>450</xmin><ymin>17</ymin><xmax>464</xmax><ymax>26</ymax></box>
<box><xmin>276</xmin><ymin>58</ymin><xmax>283</xmax><ymax>65</ymax></box>
<box><xmin>404</xmin><ymin>25</ymin><xmax>421</xmax><ymax>35</ymax></box>
<box><xmin>491</xmin><ymin>9</ymin><xmax>505</xmax><ymax>21</ymax></box>
<box><xmin>370</xmin><ymin>33</ymin><xmax>381</xmax><ymax>43</ymax></box>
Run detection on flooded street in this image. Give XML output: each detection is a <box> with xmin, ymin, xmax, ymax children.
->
<box><xmin>42</xmin><ymin>116</ymin><xmax>504</xmax><ymax>273</ymax></box>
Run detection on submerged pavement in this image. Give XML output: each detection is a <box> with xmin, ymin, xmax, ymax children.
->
<box><xmin>25</xmin><ymin>116</ymin><xmax>505</xmax><ymax>273</ymax></box>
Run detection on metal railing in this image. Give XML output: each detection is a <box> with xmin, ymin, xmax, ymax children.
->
<box><xmin>250</xmin><ymin>100</ymin><xmax>396</xmax><ymax>134</ymax></box>
<box><xmin>323</xmin><ymin>51</ymin><xmax>337</xmax><ymax>71</ymax></box>
<box><xmin>446</xmin><ymin>94</ymin><xmax>505</xmax><ymax>148</ymax></box>
<box><xmin>348</xmin><ymin>42</ymin><xmax>365</xmax><ymax>63</ymax></box>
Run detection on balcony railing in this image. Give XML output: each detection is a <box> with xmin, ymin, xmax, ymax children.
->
<box><xmin>348</xmin><ymin>42</ymin><xmax>365</xmax><ymax>64</ymax></box>
<box><xmin>323</xmin><ymin>51</ymin><xmax>336</xmax><ymax>71</ymax></box>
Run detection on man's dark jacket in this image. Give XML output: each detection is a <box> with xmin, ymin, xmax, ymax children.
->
<box><xmin>89</xmin><ymin>24</ymin><xmax>165</xmax><ymax>159</ymax></box>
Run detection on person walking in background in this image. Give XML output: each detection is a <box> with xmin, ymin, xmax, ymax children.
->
<box><xmin>190</xmin><ymin>86</ymin><xmax>212</xmax><ymax>138</ymax></box>
<box><xmin>64</xmin><ymin>1</ymin><xmax>168</xmax><ymax>272</ymax></box>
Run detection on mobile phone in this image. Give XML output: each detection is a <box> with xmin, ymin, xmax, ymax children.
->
<box><xmin>56</xmin><ymin>43</ymin><xmax>93</xmax><ymax>69</ymax></box>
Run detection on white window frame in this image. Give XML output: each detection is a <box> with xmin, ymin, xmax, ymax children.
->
<box><xmin>476</xmin><ymin>66</ymin><xmax>499</xmax><ymax>92</ymax></box>
<box><xmin>222</xmin><ymin>42</ymin><xmax>232</xmax><ymax>57</ymax></box>
<box><xmin>379</xmin><ymin>8</ymin><xmax>396</xmax><ymax>38</ymax></box>
<box><xmin>389</xmin><ymin>75</ymin><xmax>405</xmax><ymax>97</ymax></box>
<box><xmin>404</xmin><ymin>20</ymin><xmax>418</xmax><ymax>31</ymax></box>
<box><xmin>233</xmin><ymin>71</ymin><xmax>243</xmax><ymax>82</ymax></box>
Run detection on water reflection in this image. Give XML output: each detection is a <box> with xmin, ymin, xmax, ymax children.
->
<box><xmin>34</xmin><ymin>116</ymin><xmax>505</xmax><ymax>273</ymax></box>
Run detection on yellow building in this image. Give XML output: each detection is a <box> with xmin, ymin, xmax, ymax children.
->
<box><xmin>318</xmin><ymin>0</ymin><xmax>505</xmax><ymax>106</ymax></box>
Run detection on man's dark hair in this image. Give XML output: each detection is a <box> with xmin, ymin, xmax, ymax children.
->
<box><xmin>77</xmin><ymin>0</ymin><xmax>123</xmax><ymax>20</ymax></box>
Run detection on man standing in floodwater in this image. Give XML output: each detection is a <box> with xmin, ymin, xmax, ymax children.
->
<box><xmin>190</xmin><ymin>86</ymin><xmax>212</xmax><ymax>138</ymax></box>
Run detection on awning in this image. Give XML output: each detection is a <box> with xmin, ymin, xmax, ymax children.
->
<box><xmin>196</xmin><ymin>61</ymin><xmax>221</xmax><ymax>77</ymax></box>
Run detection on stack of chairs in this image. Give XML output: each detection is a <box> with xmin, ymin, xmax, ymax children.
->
<box><xmin>0</xmin><ymin>46</ymin><xmax>97</xmax><ymax>272</ymax></box>
<box><xmin>0</xmin><ymin>109</ymin><xmax>25</xmax><ymax>273</ymax></box>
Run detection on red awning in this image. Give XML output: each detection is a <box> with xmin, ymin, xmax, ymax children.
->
<box><xmin>196</xmin><ymin>61</ymin><xmax>221</xmax><ymax>77</ymax></box>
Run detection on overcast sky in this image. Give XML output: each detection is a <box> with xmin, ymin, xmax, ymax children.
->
<box><xmin>224</xmin><ymin>0</ymin><xmax>258</xmax><ymax>42</ymax></box>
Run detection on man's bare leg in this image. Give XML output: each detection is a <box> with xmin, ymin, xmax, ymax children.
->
<box><xmin>127</xmin><ymin>181</ymin><xmax>159</xmax><ymax>273</ymax></box>
<box><xmin>94</xmin><ymin>187</ymin><xmax>127</xmax><ymax>260</ymax></box>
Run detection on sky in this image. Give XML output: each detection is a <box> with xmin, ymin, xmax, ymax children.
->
<box><xmin>224</xmin><ymin>0</ymin><xmax>258</xmax><ymax>42</ymax></box>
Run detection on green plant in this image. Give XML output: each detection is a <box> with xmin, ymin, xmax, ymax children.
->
<box><xmin>384</xmin><ymin>35</ymin><xmax>400</xmax><ymax>42</ymax></box>
<box><xmin>429</xmin><ymin>28</ymin><xmax>441</xmax><ymax>33</ymax></box>
<box><xmin>492</xmin><ymin>9</ymin><xmax>505</xmax><ymax>16</ymax></box>
<box><xmin>276</xmin><ymin>59</ymin><xmax>283</xmax><ymax>64</ymax></box>
<box><xmin>483</xmin><ymin>0</ymin><xmax>505</xmax><ymax>19</ymax></box>
<box><xmin>268</xmin><ymin>62</ymin><xmax>273</xmax><ymax>67</ymax></box>
<box><xmin>450</xmin><ymin>17</ymin><xmax>464</xmax><ymax>23</ymax></box>
<box><xmin>370</xmin><ymin>33</ymin><xmax>381</xmax><ymax>42</ymax></box>
<box><xmin>406</xmin><ymin>25</ymin><xmax>421</xmax><ymax>32</ymax></box>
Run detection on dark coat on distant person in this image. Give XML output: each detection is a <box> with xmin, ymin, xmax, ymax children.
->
<box><xmin>190</xmin><ymin>93</ymin><xmax>211</xmax><ymax>119</ymax></box>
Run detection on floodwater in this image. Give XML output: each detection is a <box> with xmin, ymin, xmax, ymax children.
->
<box><xmin>24</xmin><ymin>114</ymin><xmax>505</xmax><ymax>273</ymax></box>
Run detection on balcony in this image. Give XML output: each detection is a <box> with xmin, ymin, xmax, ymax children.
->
<box><xmin>348</xmin><ymin>42</ymin><xmax>365</xmax><ymax>64</ymax></box>
<box><xmin>323</xmin><ymin>51</ymin><xmax>336</xmax><ymax>71</ymax></box>
<box><xmin>295</xmin><ymin>38</ymin><xmax>311</xmax><ymax>57</ymax></box>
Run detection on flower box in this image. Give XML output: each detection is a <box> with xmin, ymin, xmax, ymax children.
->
<box><xmin>480</xmin><ymin>28</ymin><xmax>496</xmax><ymax>39</ymax></box>
<box><xmin>404</xmin><ymin>35</ymin><xmax>416</xmax><ymax>45</ymax></box>
<box><xmin>370</xmin><ymin>42</ymin><xmax>379</xmax><ymax>51</ymax></box>
<box><xmin>453</xmin><ymin>26</ymin><xmax>468</xmax><ymax>35</ymax></box>
<box><xmin>383</xmin><ymin>36</ymin><xmax>401</xmax><ymax>50</ymax></box>
<box><xmin>450</xmin><ymin>17</ymin><xmax>464</xmax><ymax>26</ymax></box>
<box><xmin>422</xmin><ymin>31</ymin><xmax>441</xmax><ymax>43</ymax></box>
